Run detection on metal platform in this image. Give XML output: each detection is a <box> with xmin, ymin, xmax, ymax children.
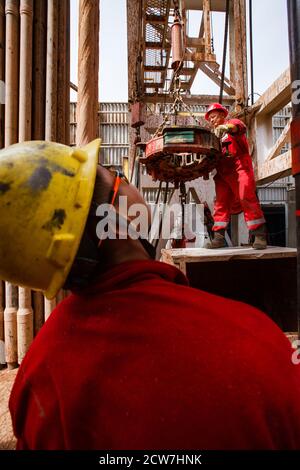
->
<box><xmin>161</xmin><ymin>246</ymin><xmax>297</xmax><ymax>274</ymax></box>
<box><xmin>161</xmin><ymin>246</ymin><xmax>297</xmax><ymax>331</ymax></box>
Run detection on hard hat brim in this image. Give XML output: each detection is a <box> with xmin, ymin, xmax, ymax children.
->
<box><xmin>205</xmin><ymin>107</ymin><xmax>228</xmax><ymax>122</ymax></box>
<box><xmin>45</xmin><ymin>139</ymin><xmax>101</xmax><ymax>299</ymax></box>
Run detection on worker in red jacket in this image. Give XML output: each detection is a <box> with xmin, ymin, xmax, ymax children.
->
<box><xmin>205</xmin><ymin>103</ymin><xmax>267</xmax><ymax>249</ymax></box>
<box><xmin>0</xmin><ymin>140</ymin><xmax>300</xmax><ymax>450</ymax></box>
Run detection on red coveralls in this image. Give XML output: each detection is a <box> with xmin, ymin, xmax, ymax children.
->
<box><xmin>9</xmin><ymin>260</ymin><xmax>300</xmax><ymax>450</ymax></box>
<box><xmin>213</xmin><ymin>118</ymin><xmax>265</xmax><ymax>232</ymax></box>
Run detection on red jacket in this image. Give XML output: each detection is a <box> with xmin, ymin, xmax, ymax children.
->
<box><xmin>9</xmin><ymin>260</ymin><xmax>300</xmax><ymax>450</ymax></box>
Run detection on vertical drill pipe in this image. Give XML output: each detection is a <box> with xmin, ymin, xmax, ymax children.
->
<box><xmin>56</xmin><ymin>0</ymin><xmax>67</xmax><ymax>143</ymax></box>
<box><xmin>44</xmin><ymin>0</ymin><xmax>58</xmax><ymax>317</ymax></box>
<box><xmin>18</xmin><ymin>0</ymin><xmax>33</xmax><ymax>364</ymax></box>
<box><xmin>5</xmin><ymin>0</ymin><xmax>19</xmax><ymax>145</ymax></box>
<box><xmin>287</xmin><ymin>0</ymin><xmax>300</xmax><ymax>339</ymax></box>
<box><xmin>17</xmin><ymin>287</ymin><xmax>33</xmax><ymax>363</ymax></box>
<box><xmin>32</xmin><ymin>0</ymin><xmax>46</xmax><ymax>332</ymax></box>
<box><xmin>65</xmin><ymin>0</ymin><xmax>70</xmax><ymax>145</ymax></box>
<box><xmin>180</xmin><ymin>182</ymin><xmax>186</xmax><ymax>242</ymax></box>
<box><xmin>0</xmin><ymin>281</ymin><xmax>4</xmax><ymax>367</ymax></box>
<box><xmin>44</xmin><ymin>299</ymin><xmax>56</xmax><ymax>322</ymax></box>
<box><xmin>32</xmin><ymin>0</ymin><xmax>47</xmax><ymax>140</ymax></box>
<box><xmin>33</xmin><ymin>291</ymin><xmax>44</xmax><ymax>336</ymax></box>
<box><xmin>19</xmin><ymin>0</ymin><xmax>32</xmax><ymax>141</ymax></box>
<box><xmin>249</xmin><ymin>0</ymin><xmax>254</xmax><ymax>105</ymax></box>
<box><xmin>0</xmin><ymin>0</ymin><xmax>5</xmax><ymax>149</ymax></box>
<box><xmin>45</xmin><ymin>0</ymin><xmax>58</xmax><ymax>141</ymax></box>
<box><xmin>4</xmin><ymin>283</ymin><xmax>18</xmax><ymax>369</ymax></box>
<box><xmin>76</xmin><ymin>0</ymin><xmax>99</xmax><ymax>146</ymax></box>
<box><xmin>0</xmin><ymin>5</ymin><xmax>4</xmax><ymax>359</ymax></box>
<box><xmin>4</xmin><ymin>0</ymin><xmax>19</xmax><ymax>369</ymax></box>
<box><xmin>93</xmin><ymin>0</ymin><xmax>99</xmax><ymax>139</ymax></box>
<box><xmin>219</xmin><ymin>0</ymin><xmax>229</xmax><ymax>104</ymax></box>
<box><xmin>203</xmin><ymin>0</ymin><xmax>211</xmax><ymax>53</ymax></box>
<box><xmin>154</xmin><ymin>182</ymin><xmax>169</xmax><ymax>250</ymax></box>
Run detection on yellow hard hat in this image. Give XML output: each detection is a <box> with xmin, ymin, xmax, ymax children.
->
<box><xmin>0</xmin><ymin>139</ymin><xmax>100</xmax><ymax>299</ymax></box>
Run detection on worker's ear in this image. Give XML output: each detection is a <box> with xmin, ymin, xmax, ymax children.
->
<box><xmin>92</xmin><ymin>165</ymin><xmax>115</xmax><ymax>206</ymax></box>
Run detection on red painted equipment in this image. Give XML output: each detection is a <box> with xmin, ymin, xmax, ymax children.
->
<box><xmin>137</xmin><ymin>6</ymin><xmax>221</xmax><ymax>186</ymax></box>
<box><xmin>131</xmin><ymin>102</ymin><xmax>146</xmax><ymax>128</ymax></box>
<box><xmin>139</xmin><ymin>126</ymin><xmax>221</xmax><ymax>184</ymax></box>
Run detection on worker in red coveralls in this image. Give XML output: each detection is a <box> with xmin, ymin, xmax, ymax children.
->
<box><xmin>205</xmin><ymin>103</ymin><xmax>267</xmax><ymax>249</ymax></box>
<box><xmin>0</xmin><ymin>140</ymin><xmax>300</xmax><ymax>450</ymax></box>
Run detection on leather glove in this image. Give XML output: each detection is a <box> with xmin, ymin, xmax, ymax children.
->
<box><xmin>214</xmin><ymin>124</ymin><xmax>231</xmax><ymax>139</ymax></box>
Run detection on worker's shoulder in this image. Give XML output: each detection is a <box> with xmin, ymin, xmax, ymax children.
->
<box><xmin>174</xmin><ymin>281</ymin><xmax>290</xmax><ymax>349</ymax></box>
<box><xmin>227</xmin><ymin>117</ymin><xmax>246</xmax><ymax>128</ymax></box>
<box><xmin>130</xmin><ymin>275</ymin><xmax>295</xmax><ymax>373</ymax></box>
<box><xmin>36</xmin><ymin>261</ymin><xmax>290</xmax><ymax>359</ymax></box>
<box><xmin>133</xmin><ymin>269</ymin><xmax>281</xmax><ymax>331</ymax></box>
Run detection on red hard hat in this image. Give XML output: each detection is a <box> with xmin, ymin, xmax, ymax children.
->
<box><xmin>205</xmin><ymin>103</ymin><xmax>228</xmax><ymax>121</ymax></box>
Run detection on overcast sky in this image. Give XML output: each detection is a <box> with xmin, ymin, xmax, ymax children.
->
<box><xmin>70</xmin><ymin>0</ymin><xmax>290</xmax><ymax>103</ymax></box>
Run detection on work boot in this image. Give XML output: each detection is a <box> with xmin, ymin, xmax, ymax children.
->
<box><xmin>206</xmin><ymin>229</ymin><xmax>226</xmax><ymax>249</ymax></box>
<box><xmin>252</xmin><ymin>224</ymin><xmax>267</xmax><ymax>250</ymax></box>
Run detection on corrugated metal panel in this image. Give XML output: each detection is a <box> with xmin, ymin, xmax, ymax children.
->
<box><xmin>144</xmin><ymin>185</ymin><xmax>289</xmax><ymax>205</ymax></box>
<box><xmin>70</xmin><ymin>124</ymin><xmax>76</xmax><ymax>146</ymax></box>
<box><xmin>259</xmin><ymin>176</ymin><xmax>293</xmax><ymax>188</ymax></box>
<box><xmin>99</xmin><ymin>102</ymin><xmax>128</xmax><ymax>124</ymax></box>
<box><xmin>69</xmin><ymin>103</ymin><xmax>294</xmax><ymax>198</ymax></box>
<box><xmin>257</xmin><ymin>106</ymin><xmax>294</xmax><ymax>203</ymax></box>
<box><xmin>101</xmin><ymin>147</ymin><xmax>128</xmax><ymax>167</ymax></box>
<box><xmin>99</xmin><ymin>103</ymin><xmax>129</xmax><ymax>165</ymax></box>
<box><xmin>70</xmin><ymin>102</ymin><xmax>76</xmax><ymax>123</ymax></box>
<box><xmin>100</xmin><ymin>123</ymin><xmax>128</xmax><ymax>145</ymax></box>
<box><xmin>272</xmin><ymin>105</ymin><xmax>291</xmax><ymax>154</ymax></box>
<box><xmin>156</xmin><ymin>103</ymin><xmax>207</xmax><ymax>114</ymax></box>
<box><xmin>258</xmin><ymin>186</ymin><xmax>287</xmax><ymax>203</ymax></box>
<box><xmin>69</xmin><ymin>102</ymin><xmax>129</xmax><ymax>166</ymax></box>
<box><xmin>70</xmin><ymin>102</ymin><xmax>77</xmax><ymax>145</ymax></box>
<box><xmin>143</xmin><ymin>188</ymin><xmax>173</xmax><ymax>204</ymax></box>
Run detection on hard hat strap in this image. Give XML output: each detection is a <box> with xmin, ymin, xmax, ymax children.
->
<box><xmin>63</xmin><ymin>229</ymin><xmax>101</xmax><ymax>291</ymax></box>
